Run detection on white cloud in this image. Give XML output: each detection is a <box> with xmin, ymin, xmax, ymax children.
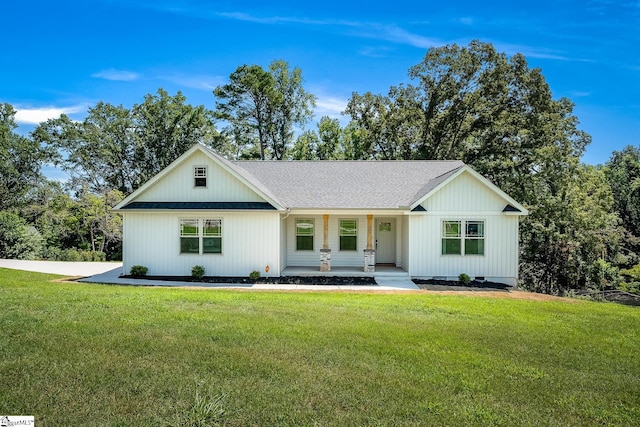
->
<box><xmin>91</xmin><ymin>69</ymin><xmax>141</xmax><ymax>81</ymax></box>
<box><xmin>161</xmin><ymin>73</ymin><xmax>225</xmax><ymax>90</ymax></box>
<box><xmin>14</xmin><ymin>105</ymin><xmax>85</xmax><ymax>125</ymax></box>
<box><xmin>314</xmin><ymin>94</ymin><xmax>349</xmax><ymax>123</ymax></box>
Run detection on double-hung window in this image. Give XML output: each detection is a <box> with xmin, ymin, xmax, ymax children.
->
<box><xmin>442</xmin><ymin>220</ymin><xmax>484</xmax><ymax>255</ymax></box>
<box><xmin>296</xmin><ymin>219</ymin><xmax>314</xmax><ymax>251</ymax></box>
<box><xmin>194</xmin><ymin>166</ymin><xmax>207</xmax><ymax>187</ymax></box>
<box><xmin>339</xmin><ymin>219</ymin><xmax>357</xmax><ymax>251</ymax></box>
<box><xmin>180</xmin><ymin>219</ymin><xmax>222</xmax><ymax>254</ymax></box>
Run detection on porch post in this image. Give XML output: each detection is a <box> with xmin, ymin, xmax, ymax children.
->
<box><xmin>320</xmin><ymin>214</ymin><xmax>331</xmax><ymax>271</ymax></box>
<box><xmin>364</xmin><ymin>214</ymin><xmax>375</xmax><ymax>272</ymax></box>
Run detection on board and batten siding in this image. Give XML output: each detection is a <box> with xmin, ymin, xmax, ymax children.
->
<box><xmin>136</xmin><ymin>151</ymin><xmax>265</xmax><ymax>203</ymax></box>
<box><xmin>409</xmin><ymin>170</ymin><xmax>521</xmax><ymax>285</ymax></box>
<box><xmin>122</xmin><ymin>211</ymin><xmax>281</xmax><ymax>277</ymax></box>
<box><xmin>408</xmin><ymin>214</ymin><xmax>519</xmax><ymax>285</ymax></box>
<box><xmin>400</xmin><ymin>215</ymin><xmax>410</xmax><ymax>271</ymax></box>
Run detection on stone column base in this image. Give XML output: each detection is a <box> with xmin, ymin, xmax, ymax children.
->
<box><xmin>364</xmin><ymin>249</ymin><xmax>375</xmax><ymax>272</ymax></box>
<box><xmin>320</xmin><ymin>248</ymin><xmax>331</xmax><ymax>272</ymax></box>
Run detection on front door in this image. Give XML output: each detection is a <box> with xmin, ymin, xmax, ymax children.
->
<box><xmin>375</xmin><ymin>218</ymin><xmax>396</xmax><ymax>264</ymax></box>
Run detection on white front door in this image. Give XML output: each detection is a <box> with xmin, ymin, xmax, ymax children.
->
<box><xmin>375</xmin><ymin>218</ymin><xmax>396</xmax><ymax>264</ymax></box>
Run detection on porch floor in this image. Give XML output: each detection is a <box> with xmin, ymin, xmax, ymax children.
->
<box><xmin>282</xmin><ymin>265</ymin><xmax>409</xmax><ymax>278</ymax></box>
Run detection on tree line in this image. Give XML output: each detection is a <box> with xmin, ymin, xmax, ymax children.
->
<box><xmin>1</xmin><ymin>41</ymin><xmax>638</xmax><ymax>295</ymax></box>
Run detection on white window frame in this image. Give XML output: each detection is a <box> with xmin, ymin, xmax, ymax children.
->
<box><xmin>339</xmin><ymin>219</ymin><xmax>358</xmax><ymax>251</ymax></box>
<box><xmin>180</xmin><ymin>218</ymin><xmax>222</xmax><ymax>255</ymax></box>
<box><xmin>194</xmin><ymin>166</ymin><xmax>207</xmax><ymax>188</ymax></box>
<box><xmin>441</xmin><ymin>220</ymin><xmax>485</xmax><ymax>256</ymax></box>
<box><xmin>295</xmin><ymin>219</ymin><xmax>314</xmax><ymax>251</ymax></box>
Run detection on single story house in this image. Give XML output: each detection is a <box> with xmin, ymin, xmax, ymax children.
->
<box><xmin>113</xmin><ymin>143</ymin><xmax>528</xmax><ymax>285</ymax></box>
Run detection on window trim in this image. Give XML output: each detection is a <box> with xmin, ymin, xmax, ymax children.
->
<box><xmin>194</xmin><ymin>166</ymin><xmax>207</xmax><ymax>188</ymax></box>
<box><xmin>339</xmin><ymin>218</ymin><xmax>358</xmax><ymax>251</ymax></box>
<box><xmin>441</xmin><ymin>219</ymin><xmax>485</xmax><ymax>256</ymax></box>
<box><xmin>180</xmin><ymin>218</ymin><xmax>222</xmax><ymax>255</ymax></box>
<box><xmin>295</xmin><ymin>218</ymin><xmax>315</xmax><ymax>251</ymax></box>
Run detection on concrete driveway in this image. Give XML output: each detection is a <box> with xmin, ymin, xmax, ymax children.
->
<box><xmin>0</xmin><ymin>259</ymin><xmax>123</xmax><ymax>277</ymax></box>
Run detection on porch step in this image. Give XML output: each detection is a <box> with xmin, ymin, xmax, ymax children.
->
<box><xmin>282</xmin><ymin>266</ymin><xmax>409</xmax><ymax>278</ymax></box>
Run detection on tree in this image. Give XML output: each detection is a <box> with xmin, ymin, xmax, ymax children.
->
<box><xmin>33</xmin><ymin>90</ymin><xmax>220</xmax><ymax>194</ymax></box>
<box><xmin>0</xmin><ymin>210</ymin><xmax>43</xmax><ymax>259</ymax></box>
<box><xmin>605</xmin><ymin>145</ymin><xmax>640</xmax><ymax>247</ymax></box>
<box><xmin>0</xmin><ymin>103</ymin><xmax>52</xmax><ymax>210</ymax></box>
<box><xmin>214</xmin><ymin>60</ymin><xmax>316</xmax><ymax>160</ymax></box>
<box><xmin>133</xmin><ymin>89</ymin><xmax>221</xmax><ymax>184</ymax></box>
<box><xmin>344</xmin><ymin>40</ymin><xmax>609</xmax><ymax>293</ymax></box>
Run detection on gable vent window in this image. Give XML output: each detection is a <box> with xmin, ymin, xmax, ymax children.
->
<box><xmin>194</xmin><ymin>166</ymin><xmax>207</xmax><ymax>187</ymax></box>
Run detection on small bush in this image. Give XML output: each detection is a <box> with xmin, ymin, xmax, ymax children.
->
<box><xmin>249</xmin><ymin>270</ymin><xmax>261</xmax><ymax>281</ymax></box>
<box><xmin>192</xmin><ymin>265</ymin><xmax>206</xmax><ymax>280</ymax></box>
<box><xmin>130</xmin><ymin>265</ymin><xmax>148</xmax><ymax>277</ymax></box>
<box><xmin>459</xmin><ymin>273</ymin><xmax>471</xmax><ymax>285</ymax></box>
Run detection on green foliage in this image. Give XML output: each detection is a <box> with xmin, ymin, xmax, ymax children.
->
<box><xmin>191</xmin><ymin>265</ymin><xmax>205</xmax><ymax>280</ymax></box>
<box><xmin>249</xmin><ymin>270</ymin><xmax>261</xmax><ymax>281</ymax></box>
<box><xmin>130</xmin><ymin>265</ymin><xmax>148</xmax><ymax>277</ymax></box>
<box><xmin>458</xmin><ymin>273</ymin><xmax>471</xmax><ymax>285</ymax></box>
<box><xmin>214</xmin><ymin>60</ymin><xmax>316</xmax><ymax>160</ymax></box>
<box><xmin>0</xmin><ymin>210</ymin><xmax>43</xmax><ymax>259</ymax></box>
<box><xmin>0</xmin><ymin>103</ymin><xmax>53</xmax><ymax>210</ymax></box>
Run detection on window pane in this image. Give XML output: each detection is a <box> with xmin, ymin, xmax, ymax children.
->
<box><xmin>465</xmin><ymin>239</ymin><xmax>484</xmax><ymax>255</ymax></box>
<box><xmin>466</xmin><ymin>221</ymin><xmax>484</xmax><ymax>237</ymax></box>
<box><xmin>443</xmin><ymin>221</ymin><xmax>461</xmax><ymax>237</ymax></box>
<box><xmin>296</xmin><ymin>236</ymin><xmax>314</xmax><ymax>251</ymax></box>
<box><xmin>203</xmin><ymin>237</ymin><xmax>222</xmax><ymax>254</ymax></box>
<box><xmin>204</xmin><ymin>219</ymin><xmax>222</xmax><ymax>236</ymax></box>
<box><xmin>340</xmin><ymin>235</ymin><xmax>357</xmax><ymax>251</ymax></box>
<box><xmin>180</xmin><ymin>237</ymin><xmax>200</xmax><ymax>254</ymax></box>
<box><xmin>339</xmin><ymin>219</ymin><xmax>357</xmax><ymax>236</ymax></box>
<box><xmin>296</xmin><ymin>219</ymin><xmax>314</xmax><ymax>236</ymax></box>
<box><xmin>442</xmin><ymin>238</ymin><xmax>461</xmax><ymax>255</ymax></box>
<box><xmin>180</xmin><ymin>219</ymin><xmax>199</xmax><ymax>236</ymax></box>
<box><xmin>194</xmin><ymin>167</ymin><xmax>207</xmax><ymax>177</ymax></box>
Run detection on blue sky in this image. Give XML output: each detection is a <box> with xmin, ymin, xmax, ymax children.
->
<box><xmin>3</xmin><ymin>0</ymin><xmax>639</xmax><ymax>165</ymax></box>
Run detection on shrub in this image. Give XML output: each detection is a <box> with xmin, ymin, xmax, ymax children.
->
<box><xmin>192</xmin><ymin>265</ymin><xmax>205</xmax><ymax>280</ymax></box>
<box><xmin>458</xmin><ymin>273</ymin><xmax>471</xmax><ymax>285</ymax></box>
<box><xmin>130</xmin><ymin>265</ymin><xmax>148</xmax><ymax>277</ymax></box>
<box><xmin>249</xmin><ymin>270</ymin><xmax>261</xmax><ymax>281</ymax></box>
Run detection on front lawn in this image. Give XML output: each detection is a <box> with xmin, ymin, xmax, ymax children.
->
<box><xmin>0</xmin><ymin>268</ymin><xmax>638</xmax><ymax>426</ymax></box>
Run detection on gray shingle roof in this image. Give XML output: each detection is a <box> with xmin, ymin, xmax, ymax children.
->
<box><xmin>232</xmin><ymin>160</ymin><xmax>465</xmax><ymax>209</ymax></box>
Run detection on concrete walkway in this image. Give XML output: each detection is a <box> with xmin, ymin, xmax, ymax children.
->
<box><xmin>1</xmin><ymin>259</ymin><xmax>420</xmax><ymax>291</ymax></box>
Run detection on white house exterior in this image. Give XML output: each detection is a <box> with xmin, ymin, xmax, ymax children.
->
<box><xmin>113</xmin><ymin>144</ymin><xmax>528</xmax><ymax>285</ymax></box>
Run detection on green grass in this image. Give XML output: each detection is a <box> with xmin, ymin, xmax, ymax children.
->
<box><xmin>1</xmin><ymin>268</ymin><xmax>639</xmax><ymax>426</ymax></box>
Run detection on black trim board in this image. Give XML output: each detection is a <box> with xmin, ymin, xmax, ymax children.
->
<box><xmin>121</xmin><ymin>202</ymin><xmax>277</xmax><ymax>210</ymax></box>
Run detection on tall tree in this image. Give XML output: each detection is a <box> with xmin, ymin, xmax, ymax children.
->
<box><xmin>133</xmin><ymin>89</ymin><xmax>220</xmax><ymax>184</ymax></box>
<box><xmin>0</xmin><ymin>103</ymin><xmax>52</xmax><ymax>210</ymax></box>
<box><xmin>605</xmin><ymin>145</ymin><xmax>640</xmax><ymax>244</ymax></box>
<box><xmin>344</xmin><ymin>41</ymin><xmax>610</xmax><ymax>293</ymax></box>
<box><xmin>33</xmin><ymin>90</ymin><xmax>220</xmax><ymax>194</ymax></box>
<box><xmin>214</xmin><ymin>60</ymin><xmax>316</xmax><ymax>159</ymax></box>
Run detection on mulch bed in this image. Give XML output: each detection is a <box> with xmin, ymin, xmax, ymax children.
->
<box><xmin>121</xmin><ymin>275</ymin><xmax>377</xmax><ymax>286</ymax></box>
<box><xmin>412</xmin><ymin>278</ymin><xmax>511</xmax><ymax>290</ymax></box>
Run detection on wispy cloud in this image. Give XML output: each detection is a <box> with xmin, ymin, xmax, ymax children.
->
<box><xmin>161</xmin><ymin>73</ymin><xmax>225</xmax><ymax>90</ymax></box>
<box><xmin>91</xmin><ymin>68</ymin><xmax>141</xmax><ymax>81</ymax></box>
<box><xmin>14</xmin><ymin>105</ymin><xmax>85</xmax><ymax>124</ymax></box>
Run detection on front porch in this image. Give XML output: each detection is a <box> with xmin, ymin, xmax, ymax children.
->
<box><xmin>282</xmin><ymin>265</ymin><xmax>409</xmax><ymax>278</ymax></box>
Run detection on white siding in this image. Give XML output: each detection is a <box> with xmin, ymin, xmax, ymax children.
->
<box><xmin>280</xmin><ymin>216</ymin><xmax>288</xmax><ymax>269</ymax></box>
<box><xmin>409</xmin><ymin>214</ymin><xmax>519</xmax><ymax>285</ymax></box>
<box><xmin>122</xmin><ymin>211</ymin><xmax>280</xmax><ymax>277</ymax></box>
<box><xmin>136</xmin><ymin>151</ymin><xmax>264</xmax><ymax>203</ymax></box>
<box><xmin>422</xmin><ymin>171</ymin><xmax>506</xmax><ymax>212</ymax></box>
